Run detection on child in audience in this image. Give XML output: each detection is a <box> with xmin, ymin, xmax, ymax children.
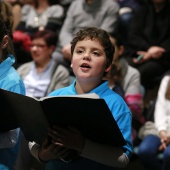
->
<box><xmin>138</xmin><ymin>74</ymin><xmax>170</xmax><ymax>170</ymax></box>
<box><xmin>29</xmin><ymin>27</ymin><xmax>133</xmax><ymax>170</ymax></box>
<box><xmin>106</xmin><ymin>33</ymin><xmax>145</xmax><ymax>143</ymax></box>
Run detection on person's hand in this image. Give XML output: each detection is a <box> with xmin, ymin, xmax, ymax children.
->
<box><xmin>133</xmin><ymin>51</ymin><xmax>151</xmax><ymax>64</ymax></box>
<box><xmin>38</xmin><ymin>137</ymin><xmax>71</xmax><ymax>161</ymax></box>
<box><xmin>133</xmin><ymin>46</ymin><xmax>165</xmax><ymax>64</ymax></box>
<box><xmin>48</xmin><ymin>126</ymin><xmax>86</xmax><ymax>153</ymax></box>
<box><xmin>61</xmin><ymin>44</ymin><xmax>72</xmax><ymax>61</ymax></box>
<box><xmin>158</xmin><ymin>131</ymin><xmax>170</xmax><ymax>151</ymax></box>
<box><xmin>39</xmin><ymin>26</ymin><xmax>45</xmax><ymax>31</ymax></box>
<box><xmin>147</xmin><ymin>46</ymin><xmax>165</xmax><ymax>59</ymax></box>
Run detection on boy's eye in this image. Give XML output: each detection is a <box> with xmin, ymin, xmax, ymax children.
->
<box><xmin>93</xmin><ymin>51</ymin><xmax>100</xmax><ymax>56</ymax></box>
<box><xmin>76</xmin><ymin>50</ymin><xmax>84</xmax><ymax>54</ymax></box>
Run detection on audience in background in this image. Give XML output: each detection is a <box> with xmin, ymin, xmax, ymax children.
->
<box><xmin>123</xmin><ymin>0</ymin><xmax>170</xmax><ymax>91</ymax></box>
<box><xmin>0</xmin><ymin>1</ymin><xmax>13</xmax><ymax>37</ymax></box>
<box><xmin>115</xmin><ymin>0</ymin><xmax>143</xmax><ymax>45</ymax></box>
<box><xmin>4</xmin><ymin>0</ymin><xmax>23</xmax><ymax>32</ymax></box>
<box><xmin>138</xmin><ymin>74</ymin><xmax>170</xmax><ymax>170</ymax></box>
<box><xmin>17</xmin><ymin>30</ymin><xmax>69</xmax><ymax>96</ymax></box>
<box><xmin>12</xmin><ymin>0</ymin><xmax>64</xmax><ymax>67</ymax></box>
<box><xmin>15</xmin><ymin>0</ymin><xmax>64</xmax><ymax>35</ymax></box>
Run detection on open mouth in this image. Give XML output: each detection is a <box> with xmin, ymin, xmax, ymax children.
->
<box><xmin>80</xmin><ymin>63</ymin><xmax>91</xmax><ymax>68</ymax></box>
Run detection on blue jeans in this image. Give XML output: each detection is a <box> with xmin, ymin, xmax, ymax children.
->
<box><xmin>138</xmin><ymin>135</ymin><xmax>170</xmax><ymax>170</ymax></box>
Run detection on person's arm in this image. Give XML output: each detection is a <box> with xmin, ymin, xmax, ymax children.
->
<box><xmin>15</xmin><ymin>4</ymin><xmax>34</xmax><ymax>33</ymax></box>
<box><xmin>16</xmin><ymin>21</ymin><xmax>38</xmax><ymax>34</ymax></box>
<box><xmin>29</xmin><ymin>142</ymin><xmax>42</xmax><ymax>162</ymax></box>
<box><xmin>47</xmin><ymin>64</ymin><xmax>69</xmax><ymax>94</ymax></box>
<box><xmin>81</xmin><ymin>139</ymin><xmax>129</xmax><ymax>168</ymax></box>
<box><xmin>126</xmin><ymin>6</ymin><xmax>151</xmax><ymax>53</ymax></box>
<box><xmin>154</xmin><ymin>76</ymin><xmax>169</xmax><ymax>132</ymax></box>
<box><xmin>29</xmin><ymin>136</ymin><xmax>129</xmax><ymax>168</ymax></box>
<box><xmin>12</xmin><ymin>4</ymin><xmax>22</xmax><ymax>31</ymax></box>
<box><xmin>58</xmin><ymin>2</ymin><xmax>76</xmax><ymax>48</ymax></box>
<box><xmin>100</xmin><ymin>1</ymin><xmax>119</xmax><ymax>33</ymax></box>
<box><xmin>123</xmin><ymin>66</ymin><xmax>144</xmax><ymax>124</ymax></box>
<box><xmin>123</xmin><ymin>65</ymin><xmax>141</xmax><ymax>95</ymax></box>
<box><xmin>45</xmin><ymin>5</ymin><xmax>64</xmax><ymax>34</ymax></box>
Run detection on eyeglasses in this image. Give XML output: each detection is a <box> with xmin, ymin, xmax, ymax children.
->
<box><xmin>30</xmin><ymin>44</ymin><xmax>47</xmax><ymax>49</ymax></box>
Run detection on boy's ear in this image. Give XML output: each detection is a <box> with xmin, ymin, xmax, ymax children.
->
<box><xmin>105</xmin><ymin>64</ymin><xmax>111</xmax><ymax>73</ymax></box>
<box><xmin>1</xmin><ymin>35</ymin><xmax>9</xmax><ymax>49</ymax></box>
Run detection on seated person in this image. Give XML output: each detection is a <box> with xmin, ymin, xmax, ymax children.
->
<box><xmin>116</xmin><ymin>0</ymin><xmax>143</xmax><ymax>45</ymax></box>
<box><xmin>17</xmin><ymin>29</ymin><xmax>69</xmax><ymax>97</ymax></box>
<box><xmin>138</xmin><ymin>74</ymin><xmax>170</xmax><ymax>170</ymax></box>
<box><xmin>15</xmin><ymin>0</ymin><xmax>64</xmax><ymax>35</ymax></box>
<box><xmin>123</xmin><ymin>0</ymin><xmax>170</xmax><ymax>90</ymax></box>
<box><xmin>13</xmin><ymin>0</ymin><xmax>65</xmax><ymax>67</ymax></box>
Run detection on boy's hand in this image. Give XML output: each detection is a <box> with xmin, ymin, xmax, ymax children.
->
<box><xmin>48</xmin><ymin>126</ymin><xmax>86</xmax><ymax>153</ymax></box>
<box><xmin>38</xmin><ymin>137</ymin><xmax>70</xmax><ymax>161</ymax></box>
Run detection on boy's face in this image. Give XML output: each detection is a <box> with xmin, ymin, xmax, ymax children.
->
<box><xmin>71</xmin><ymin>38</ymin><xmax>110</xmax><ymax>81</ymax></box>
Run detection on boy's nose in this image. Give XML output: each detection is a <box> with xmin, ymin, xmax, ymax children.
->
<box><xmin>83</xmin><ymin>53</ymin><xmax>91</xmax><ymax>61</ymax></box>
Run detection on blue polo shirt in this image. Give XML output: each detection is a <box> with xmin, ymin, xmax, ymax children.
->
<box><xmin>47</xmin><ymin>80</ymin><xmax>132</xmax><ymax>170</ymax></box>
<box><xmin>0</xmin><ymin>54</ymin><xmax>25</xmax><ymax>170</ymax></box>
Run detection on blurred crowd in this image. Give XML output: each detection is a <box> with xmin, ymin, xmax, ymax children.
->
<box><xmin>1</xmin><ymin>0</ymin><xmax>170</xmax><ymax>170</ymax></box>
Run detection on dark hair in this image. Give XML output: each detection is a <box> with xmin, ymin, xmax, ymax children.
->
<box><xmin>71</xmin><ymin>27</ymin><xmax>115</xmax><ymax>68</ymax></box>
<box><xmin>31</xmin><ymin>29</ymin><xmax>58</xmax><ymax>46</ymax></box>
<box><xmin>109</xmin><ymin>32</ymin><xmax>123</xmax><ymax>48</ymax></box>
<box><xmin>34</xmin><ymin>0</ymin><xmax>59</xmax><ymax>8</ymax></box>
<box><xmin>0</xmin><ymin>1</ymin><xmax>13</xmax><ymax>33</ymax></box>
<box><xmin>0</xmin><ymin>14</ymin><xmax>15</xmax><ymax>61</ymax></box>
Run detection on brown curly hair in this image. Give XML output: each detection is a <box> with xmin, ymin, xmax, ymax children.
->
<box><xmin>70</xmin><ymin>27</ymin><xmax>115</xmax><ymax>68</ymax></box>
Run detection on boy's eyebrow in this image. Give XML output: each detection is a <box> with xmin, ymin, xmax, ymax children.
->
<box><xmin>75</xmin><ymin>46</ymin><xmax>104</xmax><ymax>52</ymax></box>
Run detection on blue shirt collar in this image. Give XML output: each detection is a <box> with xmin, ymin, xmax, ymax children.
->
<box><xmin>0</xmin><ymin>54</ymin><xmax>15</xmax><ymax>77</ymax></box>
<box><xmin>70</xmin><ymin>80</ymin><xmax>109</xmax><ymax>95</ymax></box>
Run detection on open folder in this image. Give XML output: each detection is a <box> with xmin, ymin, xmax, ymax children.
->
<box><xmin>0</xmin><ymin>88</ymin><xmax>126</xmax><ymax>146</ymax></box>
